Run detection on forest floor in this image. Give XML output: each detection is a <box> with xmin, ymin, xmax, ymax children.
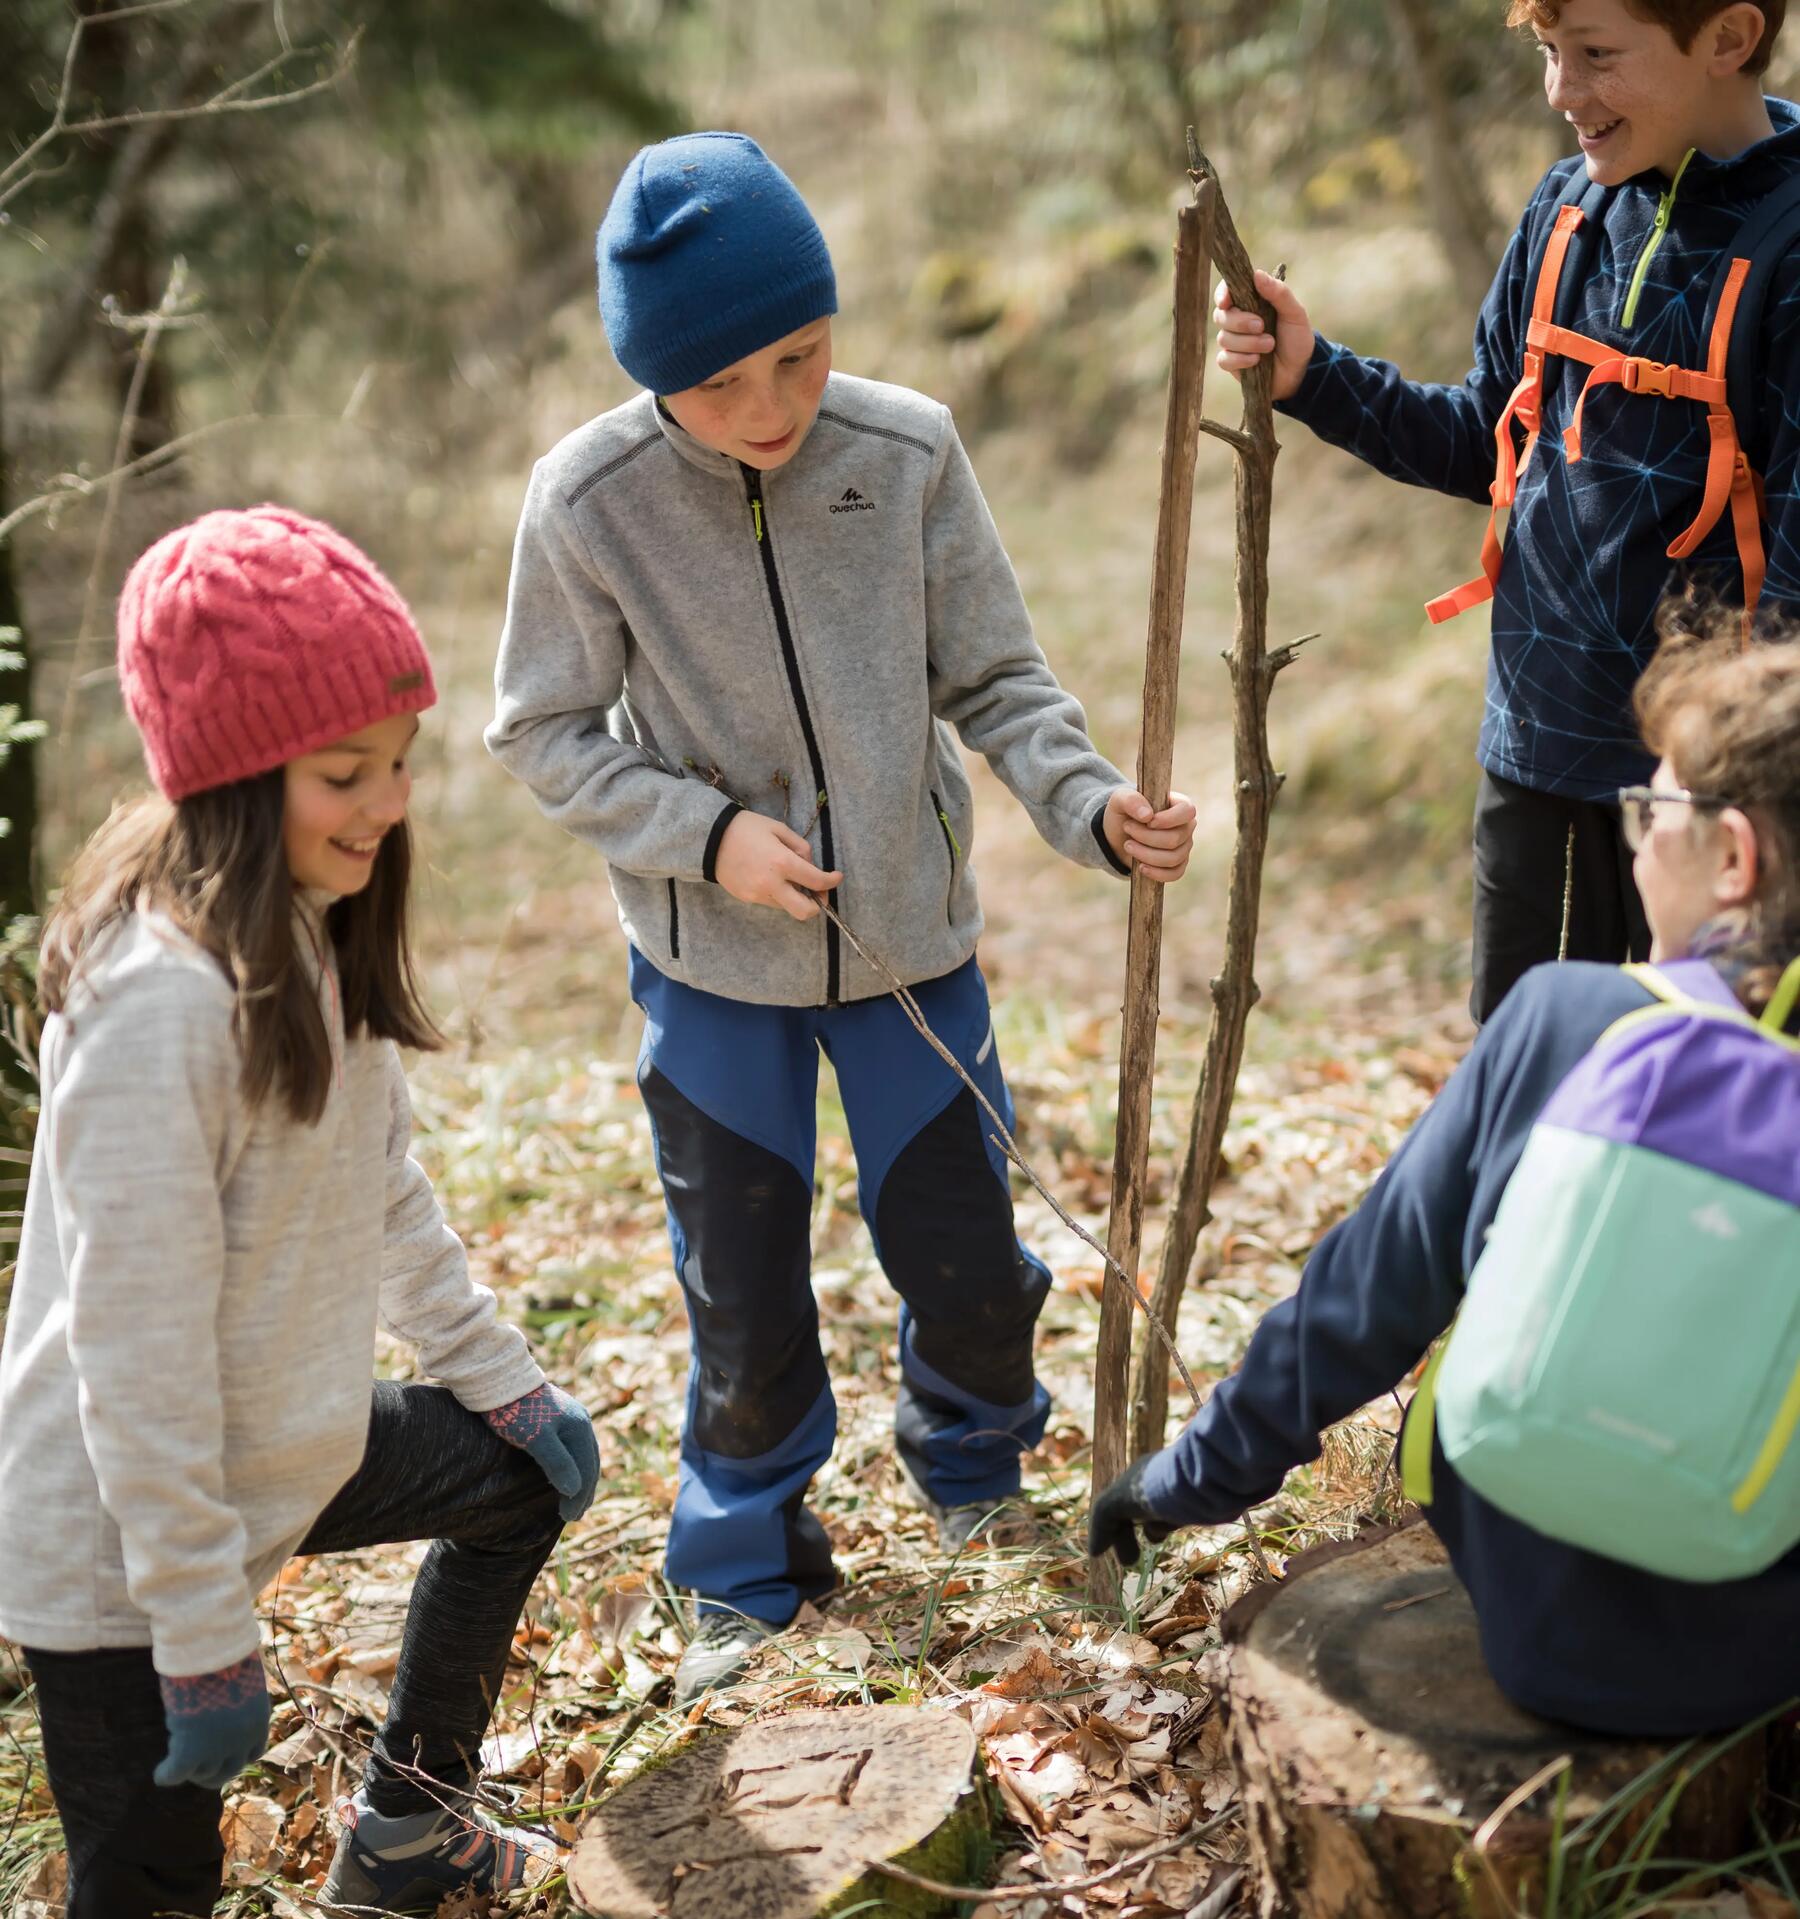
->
<box><xmin>0</xmin><ymin>35</ymin><xmax>1644</xmax><ymax>1912</ymax></box>
<box><xmin>0</xmin><ymin>926</ymin><xmax>1464</xmax><ymax>1918</ymax></box>
<box><xmin>0</xmin><ymin>141</ymin><xmax>1496</xmax><ymax>1918</ymax></box>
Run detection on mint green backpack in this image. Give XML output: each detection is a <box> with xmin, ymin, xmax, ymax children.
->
<box><xmin>1402</xmin><ymin>958</ymin><xmax>1800</xmax><ymax>1583</ymax></box>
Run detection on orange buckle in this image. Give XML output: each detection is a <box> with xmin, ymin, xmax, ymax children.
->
<box><xmin>1621</xmin><ymin>358</ymin><xmax>1677</xmax><ymax>399</ymax></box>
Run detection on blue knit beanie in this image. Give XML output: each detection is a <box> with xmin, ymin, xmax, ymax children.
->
<box><xmin>597</xmin><ymin>132</ymin><xmax>838</xmax><ymax>395</ymax></box>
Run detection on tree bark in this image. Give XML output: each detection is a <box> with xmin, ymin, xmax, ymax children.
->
<box><xmin>1387</xmin><ymin>0</ymin><xmax>1503</xmax><ymax>313</ymax></box>
<box><xmin>0</xmin><ymin>353</ymin><xmax>38</xmax><ymax>928</ymax></box>
<box><xmin>23</xmin><ymin>6</ymin><xmax>253</xmax><ymax>402</ymax></box>
<box><xmin>1089</xmin><ymin>181</ymin><xmax>1215</xmax><ymax>1600</ymax></box>
<box><xmin>1130</xmin><ymin>166</ymin><xmax>1287</xmax><ymax>1464</ymax></box>
<box><xmin>567</xmin><ymin>1706</ymin><xmax>985</xmax><ymax>1918</ymax></box>
<box><xmin>1216</xmin><ymin>1525</ymin><xmax>1780</xmax><ymax>1919</ymax></box>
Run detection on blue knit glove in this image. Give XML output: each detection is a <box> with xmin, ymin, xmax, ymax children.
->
<box><xmin>154</xmin><ymin>1652</ymin><xmax>271</xmax><ymax>1791</ymax></box>
<box><xmin>483</xmin><ymin>1383</ymin><xmax>600</xmax><ymax>1522</ymax></box>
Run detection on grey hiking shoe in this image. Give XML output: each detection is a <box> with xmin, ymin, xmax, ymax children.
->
<box><xmin>320</xmin><ymin>1787</ymin><xmax>559</xmax><ymax>1915</ymax></box>
<box><xmin>674</xmin><ymin>1610</ymin><xmax>777</xmax><ymax>1706</ymax></box>
<box><xmin>899</xmin><ymin>1457</ymin><xmax>1050</xmax><ymax>1554</ymax></box>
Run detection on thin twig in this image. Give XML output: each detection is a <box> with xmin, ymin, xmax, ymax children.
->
<box><xmin>1266</xmin><ymin>631</ymin><xmax>1322</xmax><ymax>678</ymax></box>
<box><xmin>820</xmin><ymin>897</ymin><xmax>1203</xmax><ymax>1416</ymax></box>
<box><xmin>1473</xmin><ymin>1753</ymin><xmax>1572</xmax><ymax>1855</ymax></box>
<box><xmin>0</xmin><ymin>415</ymin><xmax>252</xmax><ymax>544</ymax></box>
<box><xmin>45</xmin><ymin>37</ymin><xmax>357</xmax><ymax>143</ymax></box>
<box><xmin>0</xmin><ymin>16</ymin><xmax>358</xmax><ymax>213</ymax></box>
<box><xmin>867</xmin><ymin>1804</ymin><xmax>1237</xmax><ymax>1901</ymax></box>
<box><xmin>57</xmin><ymin>262</ymin><xmax>189</xmax><ymax>816</ymax></box>
<box><xmin>1198</xmin><ymin>417</ymin><xmax>1253</xmax><ymax>458</ymax></box>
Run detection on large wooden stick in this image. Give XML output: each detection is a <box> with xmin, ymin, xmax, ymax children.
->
<box><xmin>1130</xmin><ymin>149</ymin><xmax>1299</xmax><ymax>1463</ymax></box>
<box><xmin>1089</xmin><ymin>173</ymin><xmax>1216</xmax><ymax>1601</ymax></box>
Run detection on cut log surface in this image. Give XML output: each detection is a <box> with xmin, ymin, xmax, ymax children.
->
<box><xmin>567</xmin><ymin>1706</ymin><xmax>985</xmax><ymax>1918</ymax></box>
<box><xmin>1218</xmin><ymin>1525</ymin><xmax>1768</xmax><ymax>1919</ymax></box>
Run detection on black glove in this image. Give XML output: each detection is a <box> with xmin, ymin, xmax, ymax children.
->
<box><xmin>1088</xmin><ymin>1455</ymin><xmax>1178</xmax><ymax>1566</ymax></box>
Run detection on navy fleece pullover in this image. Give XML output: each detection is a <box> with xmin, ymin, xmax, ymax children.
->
<box><xmin>1280</xmin><ymin>102</ymin><xmax>1800</xmax><ymax>802</ymax></box>
<box><xmin>1140</xmin><ymin>963</ymin><xmax>1800</xmax><ymax>1735</ymax></box>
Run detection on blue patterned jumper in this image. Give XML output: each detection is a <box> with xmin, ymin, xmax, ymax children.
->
<box><xmin>1279</xmin><ymin>100</ymin><xmax>1800</xmax><ymax>802</ymax></box>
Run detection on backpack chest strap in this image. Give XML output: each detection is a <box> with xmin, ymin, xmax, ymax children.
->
<box><xmin>1429</xmin><ymin>215</ymin><xmax>1770</xmax><ymax>627</ymax></box>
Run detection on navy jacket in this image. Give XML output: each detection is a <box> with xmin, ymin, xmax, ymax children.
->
<box><xmin>1280</xmin><ymin>102</ymin><xmax>1800</xmax><ymax>802</ymax></box>
<box><xmin>1140</xmin><ymin>963</ymin><xmax>1800</xmax><ymax>1735</ymax></box>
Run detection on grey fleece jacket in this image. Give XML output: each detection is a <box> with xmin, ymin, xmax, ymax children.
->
<box><xmin>487</xmin><ymin>373</ymin><xmax>1129</xmax><ymax>1006</ymax></box>
<box><xmin>0</xmin><ymin>905</ymin><xmax>544</xmax><ymax>1676</ymax></box>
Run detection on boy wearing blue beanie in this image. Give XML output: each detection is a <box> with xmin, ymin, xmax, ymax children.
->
<box><xmin>489</xmin><ymin>132</ymin><xmax>1196</xmax><ymax>1703</ymax></box>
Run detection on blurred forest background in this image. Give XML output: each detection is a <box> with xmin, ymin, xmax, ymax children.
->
<box><xmin>7</xmin><ymin>0</ymin><xmax>1741</xmax><ymax>1056</ymax></box>
<box><xmin>14</xmin><ymin>6</ymin><xmax>1800</xmax><ymax>1909</ymax></box>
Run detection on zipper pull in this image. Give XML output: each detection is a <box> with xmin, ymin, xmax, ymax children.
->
<box><xmin>752</xmin><ymin>497</ymin><xmax>764</xmax><ymax>542</ymax></box>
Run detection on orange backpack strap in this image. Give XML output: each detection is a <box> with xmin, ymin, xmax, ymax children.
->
<box><xmin>1561</xmin><ymin>355</ymin><xmax>1727</xmax><ymax>464</ymax></box>
<box><xmin>1427</xmin><ymin>205</ymin><xmax>1589</xmax><ymax>625</ymax></box>
<box><xmin>1665</xmin><ymin>258</ymin><xmax>1767</xmax><ymax>619</ymax></box>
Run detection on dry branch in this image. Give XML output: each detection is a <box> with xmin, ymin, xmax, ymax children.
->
<box><xmin>57</xmin><ymin>261</ymin><xmax>192</xmax><ymax>817</ymax></box>
<box><xmin>1130</xmin><ymin>146</ymin><xmax>1298</xmax><ymax>1464</ymax></box>
<box><xmin>1089</xmin><ymin>171</ymin><xmax>1216</xmax><ymax>1598</ymax></box>
<box><xmin>820</xmin><ymin>897</ymin><xmax>1202</xmax><ymax>1415</ymax></box>
<box><xmin>866</xmin><ymin>1804</ymin><xmax>1238</xmax><ymax>1902</ymax></box>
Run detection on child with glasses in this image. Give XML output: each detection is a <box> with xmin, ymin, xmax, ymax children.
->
<box><xmin>1093</xmin><ymin>606</ymin><xmax>1800</xmax><ymax>1735</ymax></box>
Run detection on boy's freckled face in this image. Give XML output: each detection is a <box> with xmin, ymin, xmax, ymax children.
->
<box><xmin>1534</xmin><ymin>0</ymin><xmax>1761</xmax><ymax>184</ymax></box>
<box><xmin>661</xmin><ymin>319</ymin><xmax>833</xmax><ymax>471</ymax></box>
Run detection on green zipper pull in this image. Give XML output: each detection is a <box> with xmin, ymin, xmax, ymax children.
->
<box><xmin>1622</xmin><ymin>148</ymin><xmax>1694</xmax><ymax>330</ymax></box>
<box><xmin>751</xmin><ymin>497</ymin><xmax>764</xmax><ymax>542</ymax></box>
<box><xmin>938</xmin><ymin>808</ymin><xmax>962</xmax><ymax>862</ymax></box>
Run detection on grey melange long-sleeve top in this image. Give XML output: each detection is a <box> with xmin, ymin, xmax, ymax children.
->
<box><xmin>0</xmin><ymin>902</ymin><xmax>544</xmax><ymax>1677</ymax></box>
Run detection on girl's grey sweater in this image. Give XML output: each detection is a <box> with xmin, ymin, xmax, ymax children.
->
<box><xmin>0</xmin><ymin>906</ymin><xmax>544</xmax><ymax>1676</ymax></box>
<box><xmin>487</xmin><ymin>374</ymin><xmax>1130</xmax><ymax>1006</ymax></box>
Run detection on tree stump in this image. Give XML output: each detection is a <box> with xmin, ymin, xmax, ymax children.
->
<box><xmin>567</xmin><ymin>1706</ymin><xmax>986</xmax><ymax>1918</ymax></box>
<box><xmin>1215</xmin><ymin>1524</ymin><xmax>1774</xmax><ymax>1918</ymax></box>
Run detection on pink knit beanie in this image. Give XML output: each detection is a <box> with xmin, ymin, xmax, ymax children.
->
<box><xmin>117</xmin><ymin>505</ymin><xmax>437</xmax><ymax>801</ymax></box>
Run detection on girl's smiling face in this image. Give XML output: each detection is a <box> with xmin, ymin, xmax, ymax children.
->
<box><xmin>660</xmin><ymin>319</ymin><xmax>832</xmax><ymax>470</ymax></box>
<box><xmin>282</xmin><ymin>712</ymin><xmax>419</xmax><ymax>895</ymax></box>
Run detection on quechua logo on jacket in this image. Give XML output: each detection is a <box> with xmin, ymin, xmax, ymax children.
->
<box><xmin>830</xmin><ymin>487</ymin><xmax>876</xmax><ymax>514</ymax></box>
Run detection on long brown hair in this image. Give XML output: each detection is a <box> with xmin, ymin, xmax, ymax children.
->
<box><xmin>40</xmin><ymin>773</ymin><xmax>442</xmax><ymax>1123</ymax></box>
<box><xmin>1635</xmin><ymin>611</ymin><xmax>1800</xmax><ymax>1019</ymax></box>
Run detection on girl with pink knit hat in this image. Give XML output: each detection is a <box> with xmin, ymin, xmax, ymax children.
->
<box><xmin>0</xmin><ymin>506</ymin><xmax>599</xmax><ymax>1916</ymax></box>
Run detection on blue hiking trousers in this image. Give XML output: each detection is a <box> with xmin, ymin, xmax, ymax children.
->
<box><xmin>629</xmin><ymin>948</ymin><xmax>1053</xmax><ymax>1626</ymax></box>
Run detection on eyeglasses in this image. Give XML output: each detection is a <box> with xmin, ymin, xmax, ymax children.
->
<box><xmin>1617</xmin><ymin>785</ymin><xmax>1733</xmax><ymax>852</ymax></box>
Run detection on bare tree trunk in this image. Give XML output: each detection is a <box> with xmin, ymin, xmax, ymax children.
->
<box><xmin>1388</xmin><ymin>0</ymin><xmax>1502</xmax><ymax>312</ymax></box>
<box><xmin>1090</xmin><ymin>176</ymin><xmax>1215</xmax><ymax>1601</ymax></box>
<box><xmin>23</xmin><ymin>6</ymin><xmax>251</xmax><ymax>401</ymax></box>
<box><xmin>1130</xmin><ymin>166</ymin><xmax>1300</xmax><ymax>1463</ymax></box>
<box><xmin>0</xmin><ymin>357</ymin><xmax>38</xmax><ymax>929</ymax></box>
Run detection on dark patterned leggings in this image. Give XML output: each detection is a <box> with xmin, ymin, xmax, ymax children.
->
<box><xmin>24</xmin><ymin>1381</ymin><xmax>565</xmax><ymax>1919</ymax></box>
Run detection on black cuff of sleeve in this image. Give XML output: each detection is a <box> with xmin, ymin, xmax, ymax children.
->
<box><xmin>702</xmin><ymin>802</ymin><xmax>743</xmax><ymax>884</ymax></box>
<box><xmin>1091</xmin><ymin>796</ymin><xmax>1131</xmax><ymax>877</ymax></box>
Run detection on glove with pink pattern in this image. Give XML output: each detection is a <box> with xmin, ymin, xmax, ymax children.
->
<box><xmin>155</xmin><ymin>1651</ymin><xmax>271</xmax><ymax>1791</ymax></box>
<box><xmin>482</xmin><ymin>1382</ymin><xmax>599</xmax><ymax>1522</ymax></box>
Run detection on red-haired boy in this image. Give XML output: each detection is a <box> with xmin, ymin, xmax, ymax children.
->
<box><xmin>1222</xmin><ymin>2</ymin><xmax>1795</xmax><ymax>1021</ymax></box>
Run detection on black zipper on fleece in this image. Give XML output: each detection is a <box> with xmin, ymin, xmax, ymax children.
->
<box><xmin>743</xmin><ymin>463</ymin><xmax>839</xmax><ymax>1003</ymax></box>
<box><xmin>667</xmin><ymin>877</ymin><xmax>680</xmax><ymax>958</ymax></box>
